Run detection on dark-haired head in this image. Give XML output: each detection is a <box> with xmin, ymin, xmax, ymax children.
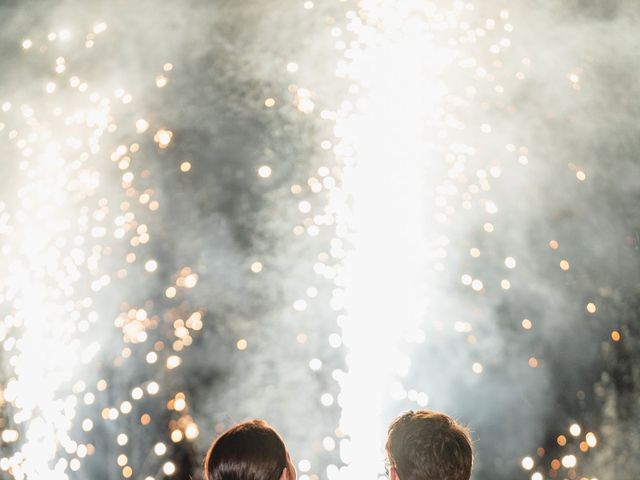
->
<box><xmin>204</xmin><ymin>419</ymin><xmax>296</xmax><ymax>480</ymax></box>
<box><xmin>386</xmin><ymin>410</ymin><xmax>473</xmax><ymax>480</ymax></box>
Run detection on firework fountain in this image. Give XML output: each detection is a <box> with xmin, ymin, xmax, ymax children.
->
<box><xmin>1</xmin><ymin>1</ymin><xmax>640</xmax><ymax>480</ymax></box>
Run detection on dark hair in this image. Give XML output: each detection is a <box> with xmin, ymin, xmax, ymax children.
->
<box><xmin>386</xmin><ymin>410</ymin><xmax>473</xmax><ymax>480</ymax></box>
<box><xmin>204</xmin><ymin>420</ymin><xmax>288</xmax><ymax>480</ymax></box>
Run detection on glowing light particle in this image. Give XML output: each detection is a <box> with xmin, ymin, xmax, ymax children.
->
<box><xmin>165</xmin><ymin>287</ymin><xmax>177</xmax><ymax>298</ymax></box>
<box><xmin>154</xmin><ymin>443</ymin><xmax>167</xmax><ymax>456</ymax></box>
<box><xmin>185</xmin><ymin>423</ymin><xmax>200</xmax><ymax>440</ymax></box>
<box><xmin>258</xmin><ymin>165</ymin><xmax>272</xmax><ymax>178</ymax></box>
<box><xmin>82</xmin><ymin>419</ymin><xmax>94</xmax><ymax>432</ymax></box>
<box><xmin>299</xmin><ymin>460</ymin><xmax>311</xmax><ymax>473</ymax></box>
<box><xmin>155</xmin><ymin>75</ymin><xmax>168</xmax><ymax>88</ymax></box>
<box><xmin>145</xmin><ymin>259</ymin><xmax>158</xmax><ymax>272</ymax></box>
<box><xmin>154</xmin><ymin>129</ymin><xmax>173</xmax><ymax>148</ymax></box>
<box><xmin>323</xmin><ymin>437</ymin><xmax>336</xmax><ymax>451</ymax></box>
<box><xmin>298</xmin><ymin>201</ymin><xmax>311</xmax><ymax>213</ymax></box>
<box><xmin>250</xmin><ymin>261</ymin><xmax>263</xmax><ymax>273</ymax></box>
<box><xmin>505</xmin><ymin>257</ymin><xmax>516</xmax><ymax>268</ymax></box>
<box><xmin>522</xmin><ymin>319</ymin><xmax>532</xmax><ymax>330</ymax></box>
<box><xmin>297</xmin><ymin>97</ymin><xmax>315</xmax><ymax>114</ymax></box>
<box><xmin>22</xmin><ymin>39</ymin><xmax>32</xmax><ymax>49</ymax></box>
<box><xmin>236</xmin><ymin>339</ymin><xmax>247</xmax><ymax>350</ymax></box>
<box><xmin>521</xmin><ymin>457</ymin><xmax>534</xmax><ymax>470</ymax></box>
<box><xmin>166</xmin><ymin>355</ymin><xmax>181</xmax><ymax>369</ymax></box>
<box><xmin>287</xmin><ymin>62</ymin><xmax>299</xmax><ymax>72</ymax></box>
<box><xmin>77</xmin><ymin>444</ymin><xmax>88</xmax><ymax>458</ymax></box>
<box><xmin>136</xmin><ymin>119</ymin><xmax>150</xmax><ymax>133</ymax></box>
<box><xmin>586</xmin><ymin>302</ymin><xmax>596</xmax><ymax>314</ymax></box>
<box><xmin>309</xmin><ymin>358</ymin><xmax>322</xmax><ymax>370</ymax></box>
<box><xmin>561</xmin><ymin>455</ymin><xmax>577</xmax><ymax>468</ymax></box>
<box><xmin>472</xmin><ymin>362</ymin><xmax>483</xmax><ymax>374</ymax></box>
<box><xmin>611</xmin><ymin>330</ymin><xmax>621</xmax><ymax>341</ymax></box>
<box><xmin>147</xmin><ymin>382</ymin><xmax>160</xmax><ymax>395</ymax></box>
<box><xmin>184</xmin><ymin>273</ymin><xmax>198</xmax><ymax>288</ymax></box>
<box><xmin>569</xmin><ymin>424</ymin><xmax>581</xmax><ymax>436</ymax></box>
<box><xmin>174</xmin><ymin>397</ymin><xmax>186</xmax><ymax>411</ymax></box>
<box><xmin>146</xmin><ymin>352</ymin><xmax>158</xmax><ymax>364</ymax></box>
<box><xmin>586</xmin><ymin>432</ymin><xmax>597</xmax><ymax>447</ymax></box>
<box><xmin>559</xmin><ymin>259</ymin><xmax>570</xmax><ymax>271</ymax></box>
<box><xmin>93</xmin><ymin>22</ymin><xmax>108</xmax><ymax>34</ymax></box>
<box><xmin>180</xmin><ymin>162</ymin><xmax>191</xmax><ymax>172</ymax></box>
<box><xmin>163</xmin><ymin>462</ymin><xmax>176</xmax><ymax>475</ymax></box>
<box><xmin>1</xmin><ymin>430</ymin><xmax>19</xmax><ymax>443</ymax></box>
<box><xmin>264</xmin><ymin>98</ymin><xmax>276</xmax><ymax>107</ymax></box>
<box><xmin>321</xmin><ymin>393</ymin><xmax>334</xmax><ymax>406</ymax></box>
<box><xmin>293</xmin><ymin>299</ymin><xmax>308</xmax><ymax>311</ymax></box>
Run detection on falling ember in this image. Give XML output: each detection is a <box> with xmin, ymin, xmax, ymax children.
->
<box><xmin>135</xmin><ymin>118</ymin><xmax>150</xmax><ymax>133</ymax></box>
<box><xmin>154</xmin><ymin>129</ymin><xmax>173</xmax><ymax>148</ymax></box>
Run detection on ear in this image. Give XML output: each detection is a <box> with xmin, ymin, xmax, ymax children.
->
<box><xmin>279</xmin><ymin>467</ymin><xmax>290</xmax><ymax>480</ymax></box>
<box><xmin>390</xmin><ymin>467</ymin><xmax>400</xmax><ymax>480</ymax></box>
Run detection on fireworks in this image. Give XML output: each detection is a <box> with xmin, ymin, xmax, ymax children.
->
<box><xmin>0</xmin><ymin>20</ymin><xmax>203</xmax><ymax>480</ymax></box>
<box><xmin>2</xmin><ymin>1</ymin><xmax>639</xmax><ymax>480</ymax></box>
<box><xmin>327</xmin><ymin>1</ymin><xmax>453</xmax><ymax>477</ymax></box>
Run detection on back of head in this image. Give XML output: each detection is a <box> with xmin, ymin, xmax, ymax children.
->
<box><xmin>204</xmin><ymin>420</ymin><xmax>288</xmax><ymax>480</ymax></box>
<box><xmin>386</xmin><ymin>410</ymin><xmax>473</xmax><ymax>480</ymax></box>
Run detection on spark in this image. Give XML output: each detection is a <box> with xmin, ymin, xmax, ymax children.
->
<box><xmin>331</xmin><ymin>2</ymin><xmax>455</xmax><ymax>478</ymax></box>
<box><xmin>0</xmin><ymin>20</ymin><xmax>203</xmax><ymax>480</ymax></box>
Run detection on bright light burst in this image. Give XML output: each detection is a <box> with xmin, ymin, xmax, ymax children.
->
<box><xmin>0</xmin><ymin>22</ymin><xmax>200</xmax><ymax>480</ymax></box>
<box><xmin>329</xmin><ymin>2</ymin><xmax>457</xmax><ymax>478</ymax></box>
<box><xmin>0</xmin><ymin>32</ymin><xmax>115</xmax><ymax>478</ymax></box>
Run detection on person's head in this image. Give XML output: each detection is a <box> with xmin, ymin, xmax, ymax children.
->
<box><xmin>204</xmin><ymin>419</ymin><xmax>296</xmax><ymax>480</ymax></box>
<box><xmin>385</xmin><ymin>410</ymin><xmax>472</xmax><ymax>480</ymax></box>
